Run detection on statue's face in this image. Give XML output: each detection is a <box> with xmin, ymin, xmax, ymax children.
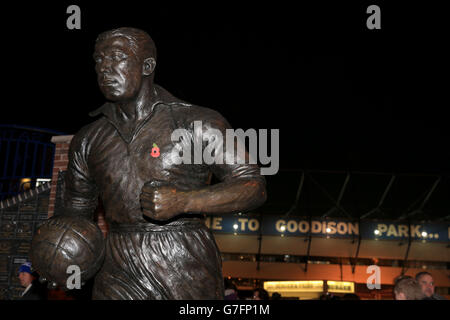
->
<box><xmin>93</xmin><ymin>36</ymin><xmax>143</xmax><ymax>101</ymax></box>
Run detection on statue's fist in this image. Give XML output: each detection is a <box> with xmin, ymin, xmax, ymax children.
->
<box><xmin>140</xmin><ymin>181</ymin><xmax>187</xmax><ymax>221</ymax></box>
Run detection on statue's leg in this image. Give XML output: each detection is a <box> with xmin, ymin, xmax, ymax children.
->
<box><xmin>91</xmin><ymin>265</ymin><xmax>143</xmax><ymax>300</ymax></box>
<box><xmin>92</xmin><ymin>221</ymin><xmax>224</xmax><ymax>300</ymax></box>
<box><xmin>138</xmin><ymin>222</ymin><xmax>225</xmax><ymax>300</ymax></box>
<box><xmin>91</xmin><ymin>233</ymin><xmax>148</xmax><ymax>300</ymax></box>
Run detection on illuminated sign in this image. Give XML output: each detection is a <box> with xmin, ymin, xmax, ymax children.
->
<box><xmin>204</xmin><ymin>215</ymin><xmax>450</xmax><ymax>242</ymax></box>
<box><xmin>264</xmin><ymin>281</ymin><xmax>324</xmax><ymax>292</ymax></box>
<box><xmin>327</xmin><ymin>281</ymin><xmax>355</xmax><ymax>293</ymax></box>
<box><xmin>263</xmin><ymin>280</ymin><xmax>355</xmax><ymax>294</ymax></box>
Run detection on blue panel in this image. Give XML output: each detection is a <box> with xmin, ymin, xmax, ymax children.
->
<box><xmin>205</xmin><ymin>215</ymin><xmax>450</xmax><ymax>243</ymax></box>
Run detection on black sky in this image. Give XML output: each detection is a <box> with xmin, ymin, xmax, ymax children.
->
<box><xmin>2</xmin><ymin>1</ymin><xmax>449</xmax><ymax>174</ymax></box>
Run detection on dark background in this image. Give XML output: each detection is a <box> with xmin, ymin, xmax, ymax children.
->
<box><xmin>0</xmin><ymin>1</ymin><xmax>448</xmax><ymax>303</ymax></box>
<box><xmin>2</xmin><ymin>1</ymin><xmax>449</xmax><ymax>174</ymax></box>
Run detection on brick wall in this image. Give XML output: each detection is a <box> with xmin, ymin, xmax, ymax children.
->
<box><xmin>48</xmin><ymin>135</ymin><xmax>71</xmax><ymax>218</ymax></box>
<box><xmin>48</xmin><ymin>135</ymin><xmax>108</xmax><ymax>237</ymax></box>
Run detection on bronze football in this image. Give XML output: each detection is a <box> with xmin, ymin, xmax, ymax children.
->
<box><xmin>30</xmin><ymin>215</ymin><xmax>105</xmax><ymax>288</ymax></box>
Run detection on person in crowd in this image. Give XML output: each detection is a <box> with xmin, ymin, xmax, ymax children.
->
<box><xmin>17</xmin><ymin>262</ymin><xmax>46</xmax><ymax>300</ymax></box>
<box><xmin>342</xmin><ymin>293</ymin><xmax>360</xmax><ymax>300</ymax></box>
<box><xmin>252</xmin><ymin>288</ymin><xmax>269</xmax><ymax>300</ymax></box>
<box><xmin>271</xmin><ymin>292</ymin><xmax>282</xmax><ymax>300</ymax></box>
<box><xmin>224</xmin><ymin>278</ymin><xmax>239</xmax><ymax>300</ymax></box>
<box><xmin>394</xmin><ymin>275</ymin><xmax>412</xmax><ymax>283</ymax></box>
<box><xmin>320</xmin><ymin>292</ymin><xmax>340</xmax><ymax>300</ymax></box>
<box><xmin>415</xmin><ymin>271</ymin><xmax>447</xmax><ymax>300</ymax></box>
<box><xmin>394</xmin><ymin>277</ymin><xmax>425</xmax><ymax>300</ymax></box>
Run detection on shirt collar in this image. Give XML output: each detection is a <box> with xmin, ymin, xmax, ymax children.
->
<box><xmin>88</xmin><ymin>84</ymin><xmax>190</xmax><ymax>143</ymax></box>
<box><xmin>88</xmin><ymin>84</ymin><xmax>186</xmax><ymax>119</ymax></box>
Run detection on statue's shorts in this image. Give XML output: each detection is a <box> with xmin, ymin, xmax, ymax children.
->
<box><xmin>92</xmin><ymin>217</ymin><xmax>224</xmax><ymax>299</ymax></box>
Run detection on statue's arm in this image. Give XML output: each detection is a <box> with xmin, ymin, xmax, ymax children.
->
<box><xmin>140</xmin><ymin>108</ymin><xmax>267</xmax><ymax>220</ymax></box>
<box><xmin>184</xmin><ymin>174</ymin><xmax>266</xmax><ymax>215</ymax></box>
<box><xmin>63</xmin><ymin>130</ymin><xmax>99</xmax><ymax>220</ymax></box>
<box><xmin>184</xmin><ymin>116</ymin><xmax>266</xmax><ymax>214</ymax></box>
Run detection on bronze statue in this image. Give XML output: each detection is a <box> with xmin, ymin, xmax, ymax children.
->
<box><xmin>56</xmin><ymin>27</ymin><xmax>266</xmax><ymax>299</ymax></box>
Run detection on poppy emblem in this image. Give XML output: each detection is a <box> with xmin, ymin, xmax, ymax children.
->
<box><xmin>151</xmin><ymin>143</ymin><xmax>160</xmax><ymax>158</ymax></box>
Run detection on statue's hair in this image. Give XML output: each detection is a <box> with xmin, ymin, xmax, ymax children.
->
<box><xmin>96</xmin><ymin>27</ymin><xmax>157</xmax><ymax>61</ymax></box>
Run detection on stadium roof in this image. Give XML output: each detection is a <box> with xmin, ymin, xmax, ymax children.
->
<box><xmin>260</xmin><ymin>169</ymin><xmax>450</xmax><ymax>222</ymax></box>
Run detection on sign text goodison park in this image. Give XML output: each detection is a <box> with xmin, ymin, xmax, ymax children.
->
<box><xmin>204</xmin><ymin>215</ymin><xmax>450</xmax><ymax>242</ymax></box>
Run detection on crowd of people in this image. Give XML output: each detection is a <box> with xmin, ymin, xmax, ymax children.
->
<box><xmin>223</xmin><ymin>271</ymin><xmax>447</xmax><ymax>301</ymax></box>
<box><xmin>15</xmin><ymin>262</ymin><xmax>448</xmax><ymax>300</ymax></box>
<box><xmin>394</xmin><ymin>272</ymin><xmax>447</xmax><ymax>300</ymax></box>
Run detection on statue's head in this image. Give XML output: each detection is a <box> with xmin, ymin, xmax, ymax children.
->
<box><xmin>93</xmin><ymin>27</ymin><xmax>157</xmax><ymax>101</ymax></box>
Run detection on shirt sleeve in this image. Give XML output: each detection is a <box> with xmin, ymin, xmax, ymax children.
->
<box><xmin>63</xmin><ymin>128</ymin><xmax>99</xmax><ymax>220</ymax></box>
<box><xmin>192</xmin><ymin>107</ymin><xmax>266</xmax><ymax>185</ymax></box>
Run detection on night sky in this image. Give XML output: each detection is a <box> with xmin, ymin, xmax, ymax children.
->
<box><xmin>2</xmin><ymin>2</ymin><xmax>449</xmax><ymax>175</ymax></box>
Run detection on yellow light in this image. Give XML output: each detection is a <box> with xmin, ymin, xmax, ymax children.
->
<box><xmin>20</xmin><ymin>178</ymin><xmax>32</xmax><ymax>190</ymax></box>
<box><xmin>327</xmin><ymin>281</ymin><xmax>355</xmax><ymax>293</ymax></box>
<box><xmin>280</xmin><ymin>225</ymin><xmax>286</xmax><ymax>232</ymax></box>
<box><xmin>374</xmin><ymin>229</ymin><xmax>380</xmax><ymax>235</ymax></box>
<box><xmin>264</xmin><ymin>281</ymin><xmax>324</xmax><ymax>293</ymax></box>
<box><xmin>421</xmin><ymin>231</ymin><xmax>427</xmax><ymax>238</ymax></box>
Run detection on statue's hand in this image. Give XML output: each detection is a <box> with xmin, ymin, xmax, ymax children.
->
<box><xmin>140</xmin><ymin>181</ymin><xmax>187</xmax><ymax>221</ymax></box>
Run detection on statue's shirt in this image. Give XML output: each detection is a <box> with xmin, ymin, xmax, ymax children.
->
<box><xmin>64</xmin><ymin>85</ymin><xmax>263</xmax><ymax>224</ymax></box>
